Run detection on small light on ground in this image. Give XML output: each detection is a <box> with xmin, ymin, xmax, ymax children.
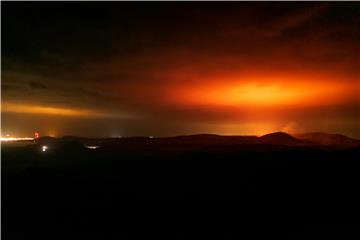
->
<box><xmin>42</xmin><ymin>145</ymin><xmax>48</xmax><ymax>152</ymax></box>
<box><xmin>85</xmin><ymin>145</ymin><xmax>100</xmax><ymax>149</ymax></box>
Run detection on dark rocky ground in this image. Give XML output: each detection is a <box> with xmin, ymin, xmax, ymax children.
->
<box><xmin>3</xmin><ymin>134</ymin><xmax>360</xmax><ymax>239</ymax></box>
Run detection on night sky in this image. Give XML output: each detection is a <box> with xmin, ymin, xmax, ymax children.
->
<box><xmin>2</xmin><ymin>2</ymin><xmax>360</xmax><ymax>138</ymax></box>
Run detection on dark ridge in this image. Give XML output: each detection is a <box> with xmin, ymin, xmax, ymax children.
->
<box><xmin>29</xmin><ymin>132</ymin><xmax>360</xmax><ymax>150</ymax></box>
<box><xmin>34</xmin><ymin>136</ymin><xmax>57</xmax><ymax>144</ymax></box>
<box><xmin>61</xmin><ymin>135</ymin><xmax>82</xmax><ymax>140</ymax></box>
<box><xmin>159</xmin><ymin>134</ymin><xmax>259</xmax><ymax>146</ymax></box>
<box><xmin>259</xmin><ymin>131</ymin><xmax>304</xmax><ymax>145</ymax></box>
<box><xmin>295</xmin><ymin>132</ymin><xmax>360</xmax><ymax>146</ymax></box>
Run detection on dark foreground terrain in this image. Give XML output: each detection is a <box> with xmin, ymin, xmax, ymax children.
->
<box><xmin>3</xmin><ymin>133</ymin><xmax>360</xmax><ymax>239</ymax></box>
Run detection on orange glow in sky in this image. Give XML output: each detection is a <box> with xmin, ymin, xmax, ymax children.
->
<box><xmin>170</xmin><ymin>76</ymin><xmax>356</xmax><ymax>107</ymax></box>
<box><xmin>1</xmin><ymin>102</ymin><xmax>133</xmax><ymax>119</ymax></box>
<box><xmin>2</xmin><ymin>103</ymin><xmax>94</xmax><ymax>116</ymax></box>
<box><xmin>2</xmin><ymin>3</ymin><xmax>360</xmax><ymax>138</ymax></box>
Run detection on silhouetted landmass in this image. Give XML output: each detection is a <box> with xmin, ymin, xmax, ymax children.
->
<box><xmin>32</xmin><ymin>132</ymin><xmax>360</xmax><ymax>152</ymax></box>
<box><xmin>3</xmin><ymin>132</ymin><xmax>360</xmax><ymax>239</ymax></box>
<box><xmin>259</xmin><ymin>131</ymin><xmax>305</xmax><ymax>145</ymax></box>
<box><xmin>296</xmin><ymin>132</ymin><xmax>360</xmax><ymax>147</ymax></box>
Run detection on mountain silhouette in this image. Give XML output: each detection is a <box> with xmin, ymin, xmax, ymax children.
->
<box><xmin>31</xmin><ymin>132</ymin><xmax>360</xmax><ymax>151</ymax></box>
<box><xmin>162</xmin><ymin>134</ymin><xmax>258</xmax><ymax>145</ymax></box>
<box><xmin>295</xmin><ymin>132</ymin><xmax>360</xmax><ymax>146</ymax></box>
<box><xmin>35</xmin><ymin>136</ymin><xmax>57</xmax><ymax>144</ymax></box>
<box><xmin>259</xmin><ymin>132</ymin><xmax>304</xmax><ymax>145</ymax></box>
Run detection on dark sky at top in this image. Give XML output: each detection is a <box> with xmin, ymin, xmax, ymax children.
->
<box><xmin>2</xmin><ymin>2</ymin><xmax>360</xmax><ymax>137</ymax></box>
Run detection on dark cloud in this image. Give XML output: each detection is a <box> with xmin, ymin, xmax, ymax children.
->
<box><xmin>29</xmin><ymin>80</ymin><xmax>48</xmax><ymax>90</ymax></box>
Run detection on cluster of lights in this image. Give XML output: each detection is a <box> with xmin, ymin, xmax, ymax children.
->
<box><xmin>0</xmin><ymin>137</ymin><xmax>34</xmax><ymax>142</ymax></box>
<box><xmin>41</xmin><ymin>145</ymin><xmax>48</xmax><ymax>152</ymax></box>
<box><xmin>1</xmin><ymin>132</ymin><xmax>38</xmax><ymax>142</ymax></box>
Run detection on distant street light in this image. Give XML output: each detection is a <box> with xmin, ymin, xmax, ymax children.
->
<box><xmin>42</xmin><ymin>145</ymin><xmax>48</xmax><ymax>152</ymax></box>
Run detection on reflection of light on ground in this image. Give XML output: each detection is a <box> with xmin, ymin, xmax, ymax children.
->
<box><xmin>0</xmin><ymin>137</ymin><xmax>34</xmax><ymax>141</ymax></box>
<box><xmin>84</xmin><ymin>145</ymin><xmax>100</xmax><ymax>149</ymax></box>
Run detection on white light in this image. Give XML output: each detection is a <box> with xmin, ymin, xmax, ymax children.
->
<box><xmin>0</xmin><ymin>137</ymin><xmax>34</xmax><ymax>142</ymax></box>
<box><xmin>85</xmin><ymin>145</ymin><xmax>99</xmax><ymax>149</ymax></box>
<box><xmin>42</xmin><ymin>145</ymin><xmax>48</xmax><ymax>152</ymax></box>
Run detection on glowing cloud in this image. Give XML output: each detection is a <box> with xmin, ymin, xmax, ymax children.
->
<box><xmin>1</xmin><ymin>102</ymin><xmax>133</xmax><ymax>119</ymax></box>
<box><xmin>171</xmin><ymin>76</ymin><xmax>356</xmax><ymax>107</ymax></box>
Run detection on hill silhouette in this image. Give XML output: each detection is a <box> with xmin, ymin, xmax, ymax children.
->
<box><xmin>295</xmin><ymin>132</ymin><xmax>360</xmax><ymax>146</ymax></box>
<box><xmin>259</xmin><ymin>132</ymin><xmax>305</xmax><ymax>145</ymax></box>
<box><xmin>31</xmin><ymin>132</ymin><xmax>360</xmax><ymax>152</ymax></box>
<box><xmin>3</xmin><ymin>131</ymin><xmax>360</xmax><ymax>239</ymax></box>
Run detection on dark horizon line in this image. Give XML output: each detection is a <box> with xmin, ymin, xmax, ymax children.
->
<box><xmin>36</xmin><ymin>131</ymin><xmax>359</xmax><ymax>141</ymax></box>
